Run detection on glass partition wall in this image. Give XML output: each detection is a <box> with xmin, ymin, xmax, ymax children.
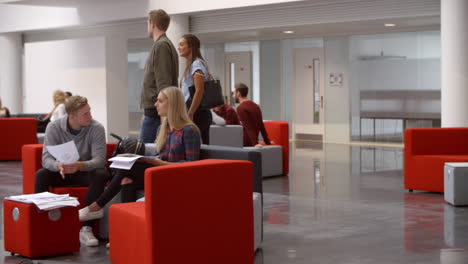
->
<box><xmin>350</xmin><ymin>31</ymin><xmax>441</xmax><ymax>143</ymax></box>
<box><xmin>126</xmin><ymin>30</ymin><xmax>441</xmax><ymax>144</ymax></box>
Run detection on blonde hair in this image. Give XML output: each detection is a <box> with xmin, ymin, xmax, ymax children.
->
<box><xmin>53</xmin><ymin>90</ymin><xmax>66</xmax><ymax>106</ymax></box>
<box><xmin>46</xmin><ymin>90</ymin><xmax>66</xmax><ymax>118</ymax></box>
<box><xmin>155</xmin><ymin>87</ymin><xmax>199</xmax><ymax>152</ymax></box>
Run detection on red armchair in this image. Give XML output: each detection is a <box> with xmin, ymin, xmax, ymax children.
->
<box><xmin>404</xmin><ymin>128</ymin><xmax>468</xmax><ymax>193</ymax></box>
<box><xmin>263</xmin><ymin>120</ymin><xmax>289</xmax><ymax>175</ymax></box>
<box><xmin>0</xmin><ymin>118</ymin><xmax>37</xmax><ymax>160</ymax></box>
<box><xmin>22</xmin><ymin>143</ymin><xmax>116</xmax><ymax>206</ymax></box>
<box><xmin>109</xmin><ymin>159</ymin><xmax>254</xmax><ymax>264</ymax></box>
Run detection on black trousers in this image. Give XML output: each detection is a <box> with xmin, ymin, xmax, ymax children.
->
<box><xmin>95</xmin><ymin>162</ymin><xmax>152</xmax><ymax>207</ymax></box>
<box><xmin>187</xmin><ymin>100</ymin><xmax>212</xmax><ymax>145</ymax></box>
<box><xmin>35</xmin><ymin>167</ymin><xmax>109</xmax><ymax>227</ymax></box>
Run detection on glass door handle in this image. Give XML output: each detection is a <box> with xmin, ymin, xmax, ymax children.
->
<box><xmin>320</xmin><ymin>96</ymin><xmax>324</xmax><ymax>108</ymax></box>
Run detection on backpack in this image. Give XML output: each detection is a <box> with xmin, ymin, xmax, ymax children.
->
<box><xmin>110</xmin><ymin>133</ymin><xmax>146</xmax><ymax>157</ymax></box>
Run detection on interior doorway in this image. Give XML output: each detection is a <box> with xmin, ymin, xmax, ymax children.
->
<box><xmin>293</xmin><ymin>48</ymin><xmax>325</xmax><ymax>139</ymax></box>
<box><xmin>225</xmin><ymin>51</ymin><xmax>252</xmax><ymax>104</ymax></box>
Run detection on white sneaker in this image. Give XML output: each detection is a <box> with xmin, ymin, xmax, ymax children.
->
<box><xmin>80</xmin><ymin>227</ymin><xmax>99</xmax><ymax>247</ymax></box>
<box><xmin>79</xmin><ymin>206</ymin><xmax>104</xmax><ymax>222</ymax></box>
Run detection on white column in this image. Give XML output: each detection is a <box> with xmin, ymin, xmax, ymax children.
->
<box><xmin>441</xmin><ymin>0</ymin><xmax>468</xmax><ymax>127</ymax></box>
<box><xmin>0</xmin><ymin>33</ymin><xmax>23</xmax><ymax>114</ymax></box>
<box><xmin>166</xmin><ymin>14</ymin><xmax>189</xmax><ymax>81</ymax></box>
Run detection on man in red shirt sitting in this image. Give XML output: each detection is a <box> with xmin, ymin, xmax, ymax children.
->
<box><xmin>213</xmin><ymin>103</ymin><xmax>240</xmax><ymax>125</ymax></box>
<box><xmin>234</xmin><ymin>83</ymin><xmax>271</xmax><ymax>147</ymax></box>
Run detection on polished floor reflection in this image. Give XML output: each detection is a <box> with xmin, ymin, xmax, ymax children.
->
<box><xmin>3</xmin><ymin>143</ymin><xmax>468</xmax><ymax>263</ymax></box>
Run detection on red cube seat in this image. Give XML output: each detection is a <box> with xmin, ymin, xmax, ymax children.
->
<box><xmin>4</xmin><ymin>200</ymin><xmax>80</xmax><ymax>258</ymax></box>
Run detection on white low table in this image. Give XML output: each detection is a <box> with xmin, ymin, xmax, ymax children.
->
<box><xmin>444</xmin><ymin>162</ymin><xmax>468</xmax><ymax>206</ymax></box>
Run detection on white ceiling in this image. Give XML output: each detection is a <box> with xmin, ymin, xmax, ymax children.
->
<box><xmin>1</xmin><ymin>0</ymin><xmax>89</xmax><ymax>7</ymax></box>
<box><xmin>1</xmin><ymin>0</ymin><xmax>440</xmax><ymax>44</ymax></box>
<box><xmin>197</xmin><ymin>16</ymin><xmax>440</xmax><ymax>44</ymax></box>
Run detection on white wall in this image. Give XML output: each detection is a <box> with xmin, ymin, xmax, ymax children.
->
<box><xmin>106</xmin><ymin>34</ymin><xmax>129</xmax><ymax>140</ymax></box>
<box><xmin>324</xmin><ymin>36</ymin><xmax>351</xmax><ymax>143</ymax></box>
<box><xmin>0</xmin><ymin>4</ymin><xmax>79</xmax><ymax>33</ymax></box>
<box><xmin>0</xmin><ymin>33</ymin><xmax>22</xmax><ymax>114</ymax></box>
<box><xmin>23</xmin><ymin>37</ymin><xmax>107</xmax><ymax>130</ymax></box>
<box><xmin>0</xmin><ymin>0</ymin><xmax>149</xmax><ymax>34</ymax></box>
<box><xmin>23</xmin><ymin>21</ymin><xmax>154</xmax><ymax>140</ymax></box>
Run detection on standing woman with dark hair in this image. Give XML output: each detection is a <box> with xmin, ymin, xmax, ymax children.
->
<box><xmin>178</xmin><ymin>34</ymin><xmax>212</xmax><ymax>144</ymax></box>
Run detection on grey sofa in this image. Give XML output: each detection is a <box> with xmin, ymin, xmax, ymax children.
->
<box><xmin>99</xmin><ymin>144</ymin><xmax>263</xmax><ymax>249</ymax></box>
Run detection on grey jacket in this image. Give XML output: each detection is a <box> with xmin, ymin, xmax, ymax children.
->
<box><xmin>140</xmin><ymin>34</ymin><xmax>179</xmax><ymax>109</ymax></box>
<box><xmin>42</xmin><ymin>116</ymin><xmax>107</xmax><ymax>172</ymax></box>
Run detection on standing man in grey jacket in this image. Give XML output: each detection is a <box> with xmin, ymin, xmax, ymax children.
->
<box><xmin>35</xmin><ymin>95</ymin><xmax>109</xmax><ymax>247</ymax></box>
<box><xmin>140</xmin><ymin>9</ymin><xmax>179</xmax><ymax>143</ymax></box>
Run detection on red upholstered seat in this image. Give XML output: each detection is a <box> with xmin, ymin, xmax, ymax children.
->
<box><xmin>0</xmin><ymin>118</ymin><xmax>37</xmax><ymax>160</ymax></box>
<box><xmin>263</xmin><ymin>121</ymin><xmax>289</xmax><ymax>175</ymax></box>
<box><xmin>4</xmin><ymin>200</ymin><xmax>81</xmax><ymax>258</ymax></box>
<box><xmin>109</xmin><ymin>202</ymin><xmax>148</xmax><ymax>264</ymax></box>
<box><xmin>404</xmin><ymin>128</ymin><xmax>468</xmax><ymax>192</ymax></box>
<box><xmin>22</xmin><ymin>143</ymin><xmax>117</xmax><ymax>207</ymax></box>
<box><xmin>109</xmin><ymin>159</ymin><xmax>254</xmax><ymax>264</ymax></box>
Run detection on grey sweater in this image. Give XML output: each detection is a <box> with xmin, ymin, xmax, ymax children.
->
<box><xmin>42</xmin><ymin>116</ymin><xmax>107</xmax><ymax>172</ymax></box>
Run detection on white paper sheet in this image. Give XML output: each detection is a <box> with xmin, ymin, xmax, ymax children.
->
<box><xmin>6</xmin><ymin>192</ymin><xmax>80</xmax><ymax>210</ymax></box>
<box><xmin>46</xmin><ymin>141</ymin><xmax>80</xmax><ymax>164</ymax></box>
<box><xmin>108</xmin><ymin>155</ymin><xmax>159</xmax><ymax>170</ymax></box>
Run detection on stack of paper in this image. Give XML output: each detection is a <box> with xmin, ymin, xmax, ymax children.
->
<box><xmin>5</xmin><ymin>192</ymin><xmax>80</xmax><ymax>211</ymax></box>
<box><xmin>108</xmin><ymin>155</ymin><xmax>143</xmax><ymax>170</ymax></box>
<box><xmin>109</xmin><ymin>155</ymin><xmax>159</xmax><ymax>170</ymax></box>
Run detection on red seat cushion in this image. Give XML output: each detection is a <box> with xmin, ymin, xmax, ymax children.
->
<box><xmin>406</xmin><ymin>155</ymin><xmax>468</xmax><ymax>192</ymax></box>
<box><xmin>109</xmin><ymin>202</ymin><xmax>149</xmax><ymax>264</ymax></box>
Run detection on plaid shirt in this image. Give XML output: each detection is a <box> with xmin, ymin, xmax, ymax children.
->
<box><xmin>158</xmin><ymin>124</ymin><xmax>201</xmax><ymax>162</ymax></box>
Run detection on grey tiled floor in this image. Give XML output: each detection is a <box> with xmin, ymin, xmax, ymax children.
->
<box><xmin>2</xmin><ymin>143</ymin><xmax>468</xmax><ymax>263</ymax></box>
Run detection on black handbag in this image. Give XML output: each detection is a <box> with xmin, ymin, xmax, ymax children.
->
<box><xmin>188</xmin><ymin>76</ymin><xmax>224</xmax><ymax>110</ymax></box>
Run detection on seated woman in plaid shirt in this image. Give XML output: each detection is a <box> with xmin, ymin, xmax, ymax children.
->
<box><xmin>79</xmin><ymin>86</ymin><xmax>201</xmax><ymax>222</ymax></box>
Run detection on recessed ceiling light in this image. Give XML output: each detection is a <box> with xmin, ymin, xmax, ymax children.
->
<box><xmin>385</xmin><ymin>23</ymin><xmax>396</xmax><ymax>27</ymax></box>
<box><xmin>283</xmin><ymin>30</ymin><xmax>295</xmax><ymax>34</ymax></box>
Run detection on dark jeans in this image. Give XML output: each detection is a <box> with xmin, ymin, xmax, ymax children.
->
<box><xmin>95</xmin><ymin>162</ymin><xmax>152</xmax><ymax>207</ymax></box>
<box><xmin>186</xmin><ymin>100</ymin><xmax>212</xmax><ymax>144</ymax></box>
<box><xmin>140</xmin><ymin>112</ymin><xmax>161</xmax><ymax>143</ymax></box>
<box><xmin>194</xmin><ymin>109</ymin><xmax>212</xmax><ymax>145</ymax></box>
<box><xmin>35</xmin><ymin>168</ymin><xmax>109</xmax><ymax>227</ymax></box>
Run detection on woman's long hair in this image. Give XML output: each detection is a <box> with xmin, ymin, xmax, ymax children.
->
<box><xmin>45</xmin><ymin>90</ymin><xmax>66</xmax><ymax>119</ymax></box>
<box><xmin>155</xmin><ymin>87</ymin><xmax>200</xmax><ymax>152</ymax></box>
<box><xmin>182</xmin><ymin>34</ymin><xmax>208</xmax><ymax>78</ymax></box>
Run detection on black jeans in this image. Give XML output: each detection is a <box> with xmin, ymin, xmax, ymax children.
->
<box><xmin>95</xmin><ymin>162</ymin><xmax>152</xmax><ymax>207</ymax></box>
<box><xmin>35</xmin><ymin>168</ymin><xmax>109</xmax><ymax>227</ymax></box>
<box><xmin>187</xmin><ymin>100</ymin><xmax>212</xmax><ymax>144</ymax></box>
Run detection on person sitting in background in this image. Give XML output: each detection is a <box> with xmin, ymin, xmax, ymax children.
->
<box><xmin>234</xmin><ymin>83</ymin><xmax>271</xmax><ymax>147</ymax></box>
<box><xmin>79</xmin><ymin>86</ymin><xmax>201</xmax><ymax>222</ymax></box>
<box><xmin>0</xmin><ymin>98</ymin><xmax>10</xmax><ymax>118</ymax></box>
<box><xmin>65</xmin><ymin>91</ymin><xmax>73</xmax><ymax>101</ymax></box>
<box><xmin>213</xmin><ymin>103</ymin><xmax>240</xmax><ymax>125</ymax></box>
<box><xmin>43</xmin><ymin>90</ymin><xmax>67</xmax><ymax>122</ymax></box>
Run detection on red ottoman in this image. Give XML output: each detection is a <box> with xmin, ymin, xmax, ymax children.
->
<box><xmin>3</xmin><ymin>200</ymin><xmax>81</xmax><ymax>258</ymax></box>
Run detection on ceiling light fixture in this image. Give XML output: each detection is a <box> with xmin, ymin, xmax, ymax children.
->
<box><xmin>384</xmin><ymin>23</ymin><xmax>396</xmax><ymax>27</ymax></box>
<box><xmin>283</xmin><ymin>30</ymin><xmax>295</xmax><ymax>34</ymax></box>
